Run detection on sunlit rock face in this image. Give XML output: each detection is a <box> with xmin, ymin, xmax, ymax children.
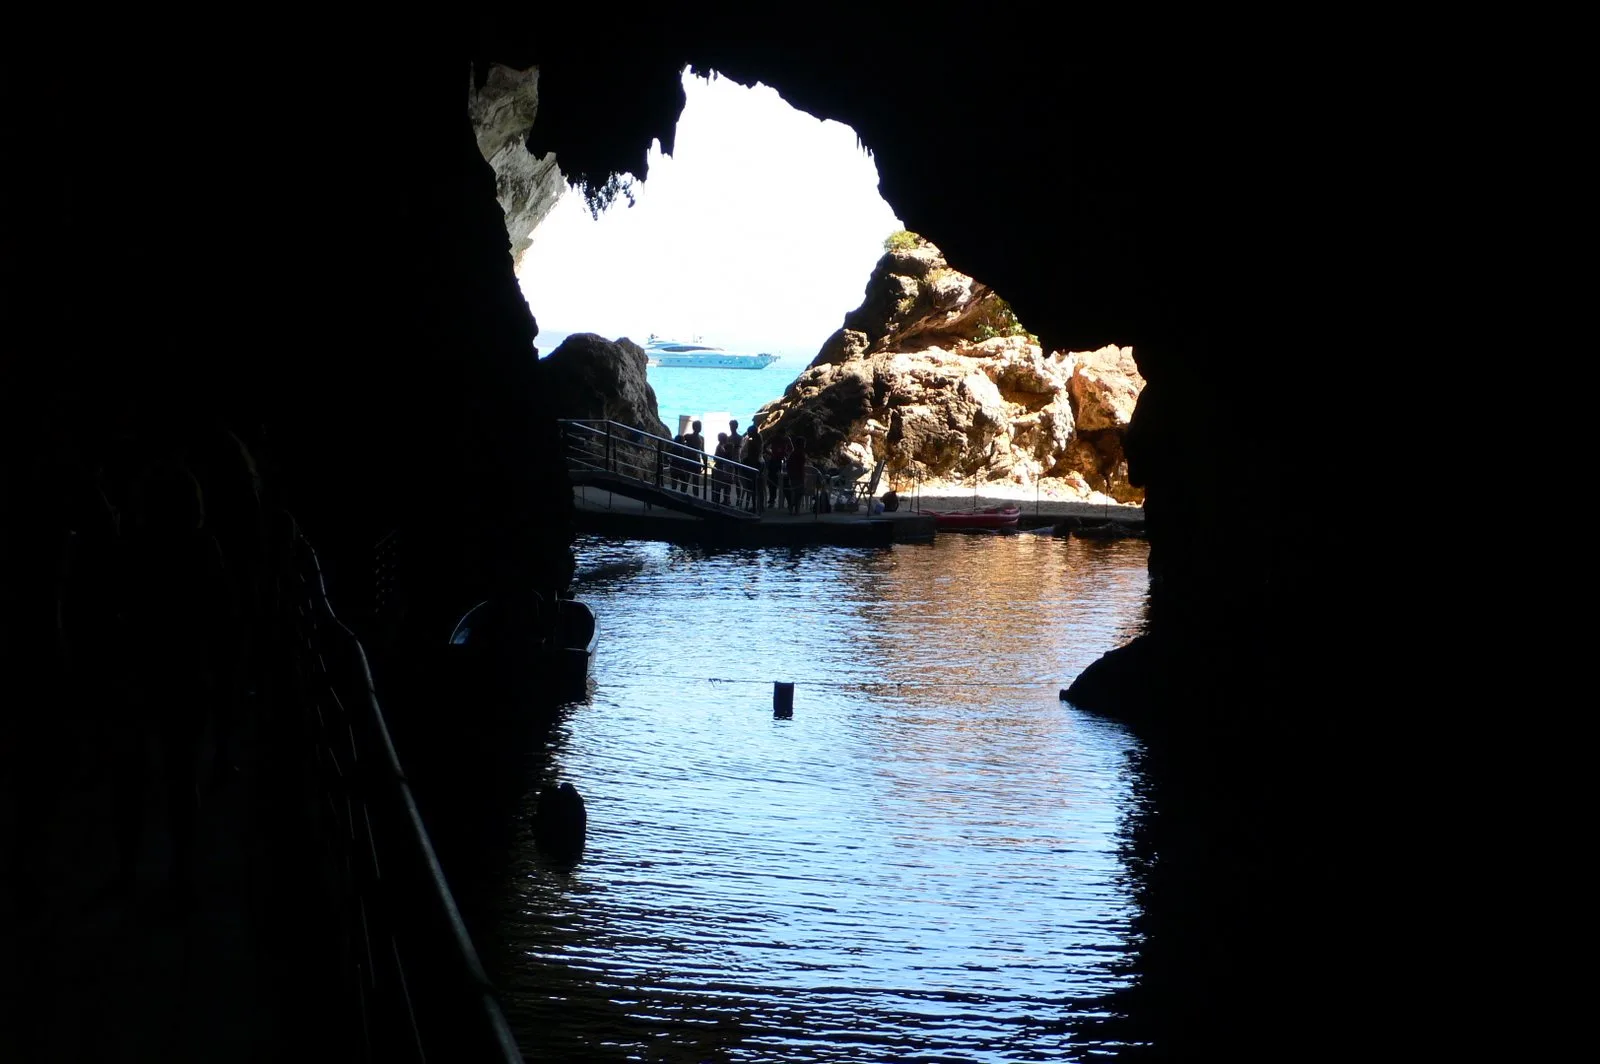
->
<box><xmin>754</xmin><ymin>239</ymin><xmax>1145</xmax><ymax>502</ymax></box>
<box><xmin>539</xmin><ymin>333</ymin><xmax>669</xmax><ymax>437</ymax></box>
<box><xmin>469</xmin><ymin>63</ymin><xmax>565</xmax><ymax>268</ymax></box>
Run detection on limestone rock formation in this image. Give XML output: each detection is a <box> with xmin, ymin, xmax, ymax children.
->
<box><xmin>469</xmin><ymin>63</ymin><xmax>566</xmax><ymax>267</ymax></box>
<box><xmin>538</xmin><ymin>333</ymin><xmax>670</xmax><ymax>437</ymax></box>
<box><xmin>755</xmin><ymin>237</ymin><xmax>1146</xmax><ymax>502</ymax></box>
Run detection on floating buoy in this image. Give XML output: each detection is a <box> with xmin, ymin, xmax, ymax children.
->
<box><xmin>534</xmin><ymin>781</ymin><xmax>587</xmax><ymax>860</ymax></box>
<box><xmin>773</xmin><ymin>681</ymin><xmax>794</xmax><ymax>718</ymax></box>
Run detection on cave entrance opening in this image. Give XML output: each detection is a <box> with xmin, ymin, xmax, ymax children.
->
<box><xmin>475</xmin><ymin>63</ymin><xmax>1144</xmax><ymax>521</ymax></box>
<box><xmin>489</xmin><ymin>66</ymin><xmax>898</xmax><ymax>455</ymax></box>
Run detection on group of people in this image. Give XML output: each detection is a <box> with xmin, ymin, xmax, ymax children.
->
<box><xmin>668</xmin><ymin>418</ymin><xmax>817</xmax><ymax>514</ymax></box>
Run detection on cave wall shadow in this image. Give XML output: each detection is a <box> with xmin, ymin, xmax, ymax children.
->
<box><xmin>4</xmin><ymin>18</ymin><xmax>1396</xmax><ymax>1061</ymax></box>
<box><xmin>489</xmin><ymin>20</ymin><xmax>1378</xmax><ymax>1059</ymax></box>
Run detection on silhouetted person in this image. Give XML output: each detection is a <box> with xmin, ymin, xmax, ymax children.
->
<box><xmin>786</xmin><ymin>436</ymin><xmax>809</xmax><ymax>514</ymax></box>
<box><xmin>113</xmin><ymin>459</ymin><xmax>237</xmax><ymax>907</ymax></box>
<box><xmin>722</xmin><ymin>421</ymin><xmax>742</xmax><ymax>505</ymax></box>
<box><xmin>766</xmin><ymin>436</ymin><xmax>789</xmax><ymax>509</ymax></box>
<box><xmin>683</xmin><ymin>420</ymin><xmax>706</xmax><ymax>497</ymax></box>
<box><xmin>713</xmin><ymin>432</ymin><xmax>738</xmax><ymax>505</ymax></box>
<box><xmin>669</xmin><ymin>429</ymin><xmax>691</xmax><ymax>492</ymax></box>
<box><xmin>740</xmin><ymin>424</ymin><xmax>763</xmax><ymax>510</ymax></box>
<box><xmin>728</xmin><ymin>438</ymin><xmax>743</xmax><ymax>502</ymax></box>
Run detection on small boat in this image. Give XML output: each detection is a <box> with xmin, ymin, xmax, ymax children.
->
<box><xmin>447</xmin><ymin>594</ymin><xmax>598</xmax><ymax>697</ymax></box>
<box><xmin>927</xmin><ymin>505</ymin><xmax>1021</xmax><ymax>531</ymax></box>
<box><xmin>548</xmin><ymin>597</ymin><xmax>598</xmax><ymax>686</ymax></box>
<box><xmin>644</xmin><ymin>334</ymin><xmax>778</xmax><ymax>369</ymax></box>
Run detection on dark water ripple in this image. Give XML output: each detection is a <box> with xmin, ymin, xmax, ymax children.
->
<box><xmin>497</xmin><ymin>533</ymin><xmax>1152</xmax><ymax>1061</ymax></box>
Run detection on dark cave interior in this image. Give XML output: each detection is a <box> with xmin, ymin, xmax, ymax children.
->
<box><xmin>1</xmin><ymin>16</ymin><xmax>1409</xmax><ymax>1061</ymax></box>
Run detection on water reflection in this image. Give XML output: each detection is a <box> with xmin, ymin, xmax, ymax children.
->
<box><xmin>494</xmin><ymin>533</ymin><xmax>1152</xmax><ymax>1061</ymax></box>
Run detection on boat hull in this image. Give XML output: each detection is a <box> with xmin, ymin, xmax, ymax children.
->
<box><xmin>929</xmin><ymin>505</ymin><xmax>1021</xmax><ymax>530</ymax></box>
<box><xmin>652</xmin><ymin>353</ymin><xmax>778</xmax><ymax>369</ymax></box>
<box><xmin>644</xmin><ymin>336</ymin><xmax>778</xmax><ymax>369</ymax></box>
<box><xmin>549</xmin><ymin>599</ymin><xmax>598</xmax><ymax>692</ymax></box>
<box><xmin>445</xmin><ymin>597</ymin><xmax>597</xmax><ymax>701</ymax></box>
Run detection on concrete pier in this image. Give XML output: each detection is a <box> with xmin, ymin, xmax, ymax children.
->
<box><xmin>572</xmin><ymin>486</ymin><xmax>936</xmax><ymax>546</ymax></box>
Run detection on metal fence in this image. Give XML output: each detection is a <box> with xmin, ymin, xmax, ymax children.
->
<box><xmin>288</xmin><ymin>529</ymin><xmax>523</xmax><ymax>1064</ymax></box>
<box><xmin>559</xmin><ymin>419</ymin><xmax>767</xmax><ymax>516</ymax></box>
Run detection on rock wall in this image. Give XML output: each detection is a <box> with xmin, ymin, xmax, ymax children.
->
<box><xmin>3</xmin><ymin>23</ymin><xmax>1392</xmax><ymax>1059</ymax></box>
<box><xmin>539</xmin><ymin>333</ymin><xmax>669</xmax><ymax>437</ymax></box>
<box><xmin>468</xmin><ymin>63</ymin><xmax>566</xmax><ymax>268</ymax></box>
<box><xmin>755</xmin><ymin>238</ymin><xmax>1145</xmax><ymax>502</ymax></box>
<box><xmin>4</xmin><ymin>44</ymin><xmax>576</xmax><ymax>655</ymax></box>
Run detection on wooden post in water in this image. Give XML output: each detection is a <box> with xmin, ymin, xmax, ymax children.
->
<box><xmin>773</xmin><ymin>682</ymin><xmax>794</xmax><ymax>718</ymax></box>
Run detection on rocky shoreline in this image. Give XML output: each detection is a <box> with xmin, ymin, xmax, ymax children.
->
<box><xmin>908</xmin><ymin>482</ymin><xmax>1143</xmax><ymax>522</ymax></box>
<box><xmin>532</xmin><ymin>237</ymin><xmax>1151</xmax><ymax>530</ymax></box>
<box><xmin>753</xmin><ymin>234</ymin><xmax>1146</xmax><ymax>507</ymax></box>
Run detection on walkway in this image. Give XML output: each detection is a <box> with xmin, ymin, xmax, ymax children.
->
<box><xmin>559</xmin><ymin>419</ymin><xmax>762</xmax><ymax>521</ymax></box>
<box><xmin>572</xmin><ymin>486</ymin><xmax>937</xmax><ymax>546</ymax></box>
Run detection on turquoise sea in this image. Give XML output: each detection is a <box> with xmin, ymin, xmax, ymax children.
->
<box><xmin>645</xmin><ymin>359</ymin><xmax>804</xmax><ymax>436</ymax></box>
<box><xmin>538</xmin><ymin>328</ymin><xmax>808</xmax><ymax>436</ymax></box>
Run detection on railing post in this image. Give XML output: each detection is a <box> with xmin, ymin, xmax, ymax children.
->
<box><xmin>655</xmin><ymin>440</ymin><xmax>664</xmax><ymax>488</ymax></box>
<box><xmin>605</xmin><ymin>422</ymin><xmax>614</xmax><ymax>473</ymax></box>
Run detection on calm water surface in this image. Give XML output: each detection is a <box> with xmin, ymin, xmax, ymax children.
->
<box><xmin>498</xmin><ymin>532</ymin><xmax>1151</xmax><ymax>1062</ymax></box>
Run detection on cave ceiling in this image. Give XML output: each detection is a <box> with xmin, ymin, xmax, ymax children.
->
<box><xmin>475</xmin><ymin>21</ymin><xmax>1336</xmax><ymax>379</ymax></box>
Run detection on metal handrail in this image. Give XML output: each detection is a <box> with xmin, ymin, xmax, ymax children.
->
<box><xmin>293</xmin><ymin>527</ymin><xmax>524</xmax><ymax>1064</ymax></box>
<box><xmin>559</xmin><ymin>418</ymin><xmax>767</xmax><ymax>516</ymax></box>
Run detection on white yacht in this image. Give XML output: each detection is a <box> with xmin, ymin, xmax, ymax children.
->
<box><xmin>644</xmin><ymin>335</ymin><xmax>779</xmax><ymax>369</ymax></box>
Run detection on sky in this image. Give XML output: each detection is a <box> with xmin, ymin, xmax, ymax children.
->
<box><xmin>517</xmin><ymin>68</ymin><xmax>903</xmax><ymax>361</ymax></box>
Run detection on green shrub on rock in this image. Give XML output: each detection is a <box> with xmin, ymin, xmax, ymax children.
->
<box><xmin>972</xmin><ymin>296</ymin><xmax>1032</xmax><ymax>341</ymax></box>
<box><xmin>883</xmin><ymin>229</ymin><xmax>921</xmax><ymax>252</ymax></box>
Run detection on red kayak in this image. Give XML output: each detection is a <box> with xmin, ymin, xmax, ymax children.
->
<box><xmin>928</xmin><ymin>505</ymin><xmax>1021</xmax><ymax>530</ymax></box>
